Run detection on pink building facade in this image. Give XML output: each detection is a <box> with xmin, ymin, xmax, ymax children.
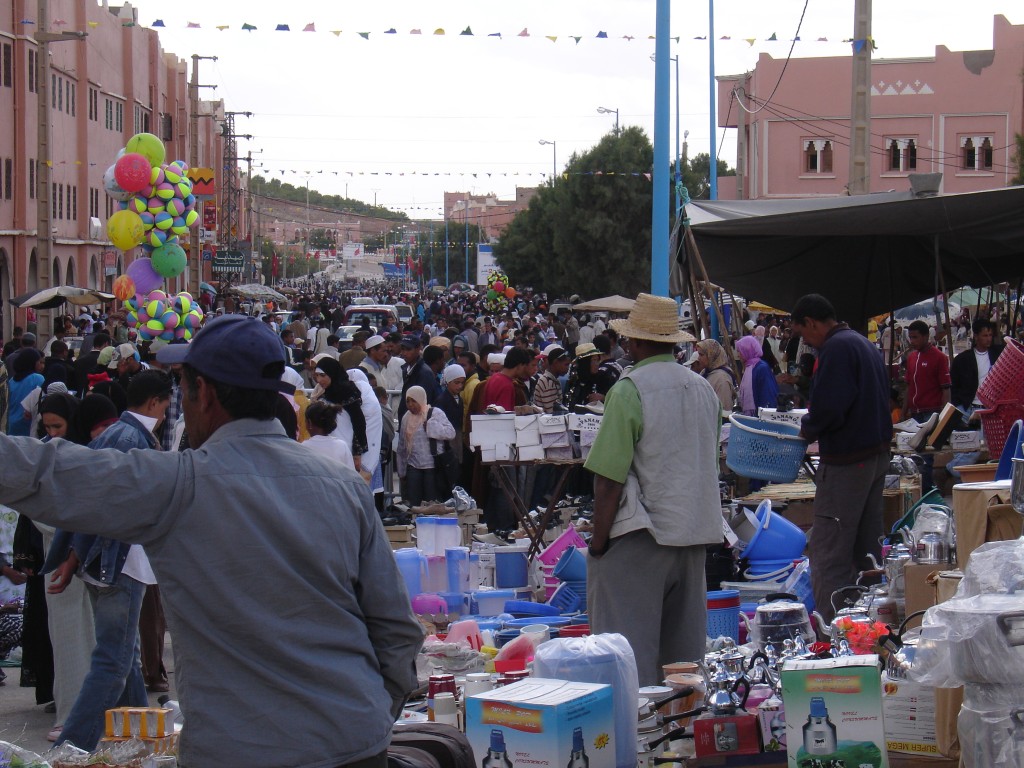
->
<box><xmin>716</xmin><ymin>15</ymin><xmax>1023</xmax><ymax>200</ymax></box>
<box><xmin>445</xmin><ymin>187</ymin><xmax>538</xmax><ymax>241</ymax></box>
<box><xmin>0</xmin><ymin>0</ymin><xmax>226</xmax><ymax>338</ymax></box>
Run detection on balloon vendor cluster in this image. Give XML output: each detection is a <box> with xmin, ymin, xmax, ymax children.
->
<box><xmin>103</xmin><ymin>132</ymin><xmax>204</xmax><ymax>341</ymax></box>
<box><xmin>483</xmin><ymin>270</ymin><xmax>516</xmax><ymax>315</ymax></box>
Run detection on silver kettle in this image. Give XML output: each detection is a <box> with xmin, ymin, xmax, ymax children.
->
<box><xmin>915</xmin><ymin>532</ymin><xmax>949</xmax><ymax>564</ymax></box>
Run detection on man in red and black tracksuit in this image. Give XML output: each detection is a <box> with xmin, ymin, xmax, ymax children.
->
<box><xmin>904</xmin><ymin>319</ymin><xmax>951</xmax><ymax>492</ymax></box>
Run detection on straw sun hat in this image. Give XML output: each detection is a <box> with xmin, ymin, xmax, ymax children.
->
<box><xmin>609</xmin><ymin>293</ymin><xmax>696</xmax><ymax>344</ymax></box>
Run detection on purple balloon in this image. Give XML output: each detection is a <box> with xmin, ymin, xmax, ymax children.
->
<box><xmin>125</xmin><ymin>257</ymin><xmax>163</xmax><ymax>297</ymax></box>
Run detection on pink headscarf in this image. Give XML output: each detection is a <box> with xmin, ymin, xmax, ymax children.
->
<box><xmin>735</xmin><ymin>335</ymin><xmax>764</xmax><ymax>415</ymax></box>
<box><xmin>754</xmin><ymin>325</ymin><xmax>766</xmax><ymax>340</ymax></box>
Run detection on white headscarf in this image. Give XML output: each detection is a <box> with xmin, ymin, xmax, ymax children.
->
<box><xmin>347</xmin><ymin>367</ymin><xmax>382</xmax><ymax>474</ymax></box>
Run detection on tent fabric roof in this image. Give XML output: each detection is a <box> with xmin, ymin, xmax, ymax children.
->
<box><xmin>687</xmin><ymin>187</ymin><xmax>1024</xmax><ymax>325</ymax></box>
<box><xmin>573</xmin><ymin>295</ymin><xmax>636</xmax><ymax>312</ymax></box>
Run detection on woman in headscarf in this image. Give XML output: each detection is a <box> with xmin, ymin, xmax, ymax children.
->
<box><xmin>754</xmin><ymin>324</ymin><xmax>780</xmax><ymax>372</ymax></box>
<box><xmin>37</xmin><ymin>393</ymin><xmax>83</xmax><ymax>443</ymax></box>
<box><xmin>735</xmin><ymin>335</ymin><xmax>779</xmax><ymax>416</ymax></box>
<box><xmin>766</xmin><ymin>325</ymin><xmax>783</xmax><ymax>360</ymax></box>
<box><xmin>346</xmin><ymin>368</ymin><xmax>382</xmax><ymax>489</ymax></box>
<box><xmin>695</xmin><ymin>339</ymin><xmax>738</xmax><ymax>415</ymax></box>
<box><xmin>396</xmin><ymin>385</ymin><xmax>455</xmax><ymax>506</ymax></box>
<box><xmin>7</xmin><ymin>348</ymin><xmax>44</xmax><ymax>436</ymax></box>
<box><xmin>301</xmin><ymin>401</ymin><xmax>355</xmax><ymax>471</ymax></box>
<box><xmin>77</xmin><ymin>393</ymin><xmax>119</xmax><ymax>442</ymax></box>
<box><xmin>312</xmin><ymin>357</ymin><xmax>368</xmax><ymax>470</ymax></box>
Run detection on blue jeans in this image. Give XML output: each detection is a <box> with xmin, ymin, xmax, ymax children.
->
<box><xmin>58</xmin><ymin>575</ymin><xmax>148</xmax><ymax>751</ymax></box>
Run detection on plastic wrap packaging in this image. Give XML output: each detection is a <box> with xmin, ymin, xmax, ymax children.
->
<box><xmin>958</xmin><ymin>692</ymin><xmax>1024</xmax><ymax>768</ymax></box>
<box><xmin>0</xmin><ymin>741</ymin><xmax>50</xmax><ymax>768</ymax></box>
<box><xmin>46</xmin><ymin>737</ymin><xmax>149</xmax><ymax>767</ymax></box>
<box><xmin>532</xmin><ymin>633</ymin><xmax>638</xmax><ymax>768</ymax></box>
<box><xmin>955</xmin><ymin>539</ymin><xmax>1024</xmax><ymax>598</ymax></box>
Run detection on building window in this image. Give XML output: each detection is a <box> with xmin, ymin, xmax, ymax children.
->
<box><xmin>2</xmin><ymin>43</ymin><xmax>12</xmax><ymax>88</ymax></box>
<box><xmin>51</xmin><ymin>73</ymin><xmax>57</xmax><ymax>108</ymax></box>
<box><xmin>886</xmin><ymin>138</ymin><xmax>918</xmax><ymax>173</ymax></box>
<box><xmin>105</xmin><ymin>98</ymin><xmax>113</xmax><ymax>130</ymax></box>
<box><xmin>52</xmin><ymin>183</ymin><xmax>58</xmax><ymax>218</ymax></box>
<box><xmin>28</xmin><ymin>49</ymin><xmax>36</xmax><ymax>93</ymax></box>
<box><xmin>161</xmin><ymin>113</ymin><xmax>173</xmax><ymax>141</ymax></box>
<box><xmin>69</xmin><ymin>82</ymin><xmax>75</xmax><ymax>117</ymax></box>
<box><xmin>4</xmin><ymin>159</ymin><xmax>12</xmax><ymax>200</ymax></box>
<box><xmin>115</xmin><ymin>101</ymin><xmax>123</xmax><ymax>132</ymax></box>
<box><xmin>29</xmin><ymin>158</ymin><xmax>35</xmax><ymax>199</ymax></box>
<box><xmin>961</xmin><ymin>135</ymin><xmax>994</xmax><ymax>171</ymax></box>
<box><xmin>803</xmin><ymin>139</ymin><xmax>834</xmax><ymax>174</ymax></box>
<box><xmin>72</xmin><ymin>186</ymin><xmax>77</xmax><ymax>220</ymax></box>
<box><xmin>89</xmin><ymin>187</ymin><xmax>99</xmax><ymax>219</ymax></box>
<box><xmin>89</xmin><ymin>87</ymin><xmax>98</xmax><ymax>121</ymax></box>
<box><xmin>66</xmin><ymin>184</ymin><xmax>72</xmax><ymax>220</ymax></box>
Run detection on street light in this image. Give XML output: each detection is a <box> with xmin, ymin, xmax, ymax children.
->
<box><xmin>596</xmin><ymin>106</ymin><xmax>620</xmax><ymax>135</ymax></box>
<box><xmin>538</xmin><ymin>139</ymin><xmax>557</xmax><ymax>182</ymax></box>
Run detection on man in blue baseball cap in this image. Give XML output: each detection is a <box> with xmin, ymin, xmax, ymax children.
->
<box><xmin>0</xmin><ymin>314</ymin><xmax>423</xmax><ymax>768</ymax></box>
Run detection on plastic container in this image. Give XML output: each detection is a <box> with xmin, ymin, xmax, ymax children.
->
<box><xmin>726</xmin><ymin>414</ymin><xmax>808</xmax><ymax>483</ymax></box>
<box><xmin>446</xmin><ymin>546</ymin><xmax>471</xmax><ymax>593</ymax></box>
<box><xmin>494</xmin><ymin>547</ymin><xmax>529</xmax><ymax>588</ymax></box>
<box><xmin>980</xmin><ymin>401</ymin><xmax>1024</xmax><ymax>459</ymax></box>
<box><xmin>434</xmin><ymin>517</ymin><xmax>461</xmax><ymax>554</ymax></box>
<box><xmin>394</xmin><ymin>548</ymin><xmax>426</xmax><ymax>598</ymax></box>
<box><xmin>552</xmin><ymin>546</ymin><xmax>587</xmax><ymax>582</ymax></box>
<box><xmin>415</xmin><ymin>516</ymin><xmax>436</xmax><ymax>555</ymax></box>
<box><xmin>537</xmin><ymin>527</ymin><xmax>587</xmax><ymax>566</ymax></box>
<box><xmin>976</xmin><ymin>337</ymin><xmax>1024</xmax><ymax>406</ymax></box>
<box><xmin>424</xmin><ymin>555</ymin><xmax>448</xmax><ymax>593</ymax></box>
<box><xmin>474</xmin><ymin>589</ymin><xmax>516</xmax><ymax>617</ymax></box>
<box><xmin>742</xmin><ymin>500</ymin><xmax>807</xmax><ymax>562</ymax></box>
<box><xmin>438</xmin><ymin>591</ymin><xmax>467</xmax><ymax>616</ymax></box>
<box><xmin>546</xmin><ymin>583</ymin><xmax>582</xmax><ymax>613</ymax></box>
<box><xmin>745</xmin><ymin>559</ymin><xmax>798</xmax><ymax>579</ymax></box>
<box><xmin>469</xmin><ymin>552</ymin><xmax>480</xmax><ymax>590</ymax></box>
<box><xmin>504</xmin><ymin>600</ymin><xmax>560</xmax><ymax>617</ymax></box>
<box><xmin>505</xmin><ymin>616</ymin><xmax>572</xmax><ymax>628</ymax></box>
<box><xmin>411</xmin><ymin>593</ymin><xmax>448</xmax><ymax>615</ymax></box>
<box><xmin>558</xmin><ymin>624</ymin><xmax>591</xmax><ymax>638</ymax></box>
<box><xmin>706</xmin><ymin>589</ymin><xmax>741</xmax><ymax>641</ymax></box>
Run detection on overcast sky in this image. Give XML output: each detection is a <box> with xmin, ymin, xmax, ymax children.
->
<box><xmin>120</xmin><ymin>0</ymin><xmax>1020</xmax><ymax>218</ymax></box>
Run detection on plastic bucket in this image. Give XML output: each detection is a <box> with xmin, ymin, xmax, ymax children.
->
<box><xmin>446</xmin><ymin>546</ymin><xmax>471</xmax><ymax>593</ymax></box>
<box><xmin>553</xmin><ymin>546</ymin><xmax>587</xmax><ymax>582</ymax></box>
<box><xmin>742</xmin><ymin>500</ymin><xmax>806</xmax><ymax>561</ymax></box>
<box><xmin>744</xmin><ymin>560</ymin><xmax>797</xmax><ymax>582</ymax></box>
<box><xmin>438</xmin><ymin>591</ymin><xmax>467</xmax><ymax>616</ymax></box>
<box><xmin>537</xmin><ymin>527</ymin><xmax>587</xmax><ymax>566</ymax></box>
<box><xmin>494</xmin><ymin>548</ymin><xmax>529</xmax><ymax>588</ymax></box>
<box><xmin>707</xmin><ymin>606</ymin><xmax>740</xmax><ymax>641</ymax></box>
<box><xmin>474</xmin><ymin>589</ymin><xmax>516</xmax><ymax>617</ymax></box>
<box><xmin>394</xmin><ymin>548</ymin><xmax>426</xmax><ymax>597</ymax></box>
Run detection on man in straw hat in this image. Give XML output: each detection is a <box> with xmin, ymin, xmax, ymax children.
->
<box><xmin>584</xmin><ymin>293</ymin><xmax>723</xmax><ymax>685</ymax></box>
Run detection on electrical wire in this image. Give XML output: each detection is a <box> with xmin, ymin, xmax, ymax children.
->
<box><xmin>731</xmin><ymin>0</ymin><xmax>811</xmax><ymax>116</ymax></box>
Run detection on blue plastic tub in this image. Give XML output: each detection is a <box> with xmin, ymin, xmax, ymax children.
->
<box><xmin>726</xmin><ymin>414</ymin><xmax>807</xmax><ymax>483</ymax></box>
<box><xmin>505</xmin><ymin>616</ymin><xmax>572</xmax><ymax>628</ymax></box>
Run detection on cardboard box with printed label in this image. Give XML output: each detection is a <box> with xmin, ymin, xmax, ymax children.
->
<box><xmin>514</xmin><ymin>415</ymin><xmax>542</xmax><ymax>447</ymax></box>
<box><xmin>949</xmin><ymin>430</ymin><xmax>982</xmax><ymax>451</ymax></box>
<box><xmin>781</xmin><ymin>656</ymin><xmax>889</xmax><ymax>768</ymax></box>
<box><xmin>538</xmin><ymin>414</ymin><xmax>569</xmax><ymax>433</ymax></box>
<box><xmin>693</xmin><ymin>712</ymin><xmax>761</xmax><ymax>758</ymax></box>
<box><xmin>516</xmin><ymin>445</ymin><xmax>546</xmax><ymax>462</ymax></box>
<box><xmin>881</xmin><ymin>671</ymin><xmax>940</xmax><ymax>756</ymax></box>
<box><xmin>466</xmin><ymin>678</ymin><xmax>615</xmax><ymax>768</ymax></box>
<box><xmin>569</xmin><ymin>413</ymin><xmax>603</xmax><ymax>432</ymax></box>
<box><xmin>758</xmin><ymin>407</ymin><xmax>808</xmax><ymax>429</ymax></box>
<box><xmin>470</xmin><ymin>414</ymin><xmax>516</xmax><ymax>448</ymax></box>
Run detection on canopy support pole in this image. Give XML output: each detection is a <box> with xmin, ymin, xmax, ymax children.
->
<box><xmin>684</xmin><ymin>225</ymin><xmax>736</xmax><ymax>368</ymax></box>
<box><xmin>685</xmin><ymin>247</ymin><xmax>709</xmax><ymax>342</ymax></box>
<box><xmin>934</xmin><ymin>235</ymin><xmax>955</xmax><ymax>370</ymax></box>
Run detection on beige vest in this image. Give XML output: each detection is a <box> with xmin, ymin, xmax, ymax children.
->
<box><xmin>609</xmin><ymin>360</ymin><xmax>723</xmax><ymax>547</ymax></box>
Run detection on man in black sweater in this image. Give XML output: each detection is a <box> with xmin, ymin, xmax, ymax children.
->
<box><xmin>948</xmin><ymin>318</ymin><xmax>1004</xmax><ymax>477</ymax></box>
<box><xmin>794</xmin><ymin>294</ymin><xmax>891</xmax><ymax>622</ymax></box>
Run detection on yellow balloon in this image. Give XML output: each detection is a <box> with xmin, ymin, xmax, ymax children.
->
<box><xmin>107</xmin><ymin>209</ymin><xmax>146</xmax><ymax>251</ymax></box>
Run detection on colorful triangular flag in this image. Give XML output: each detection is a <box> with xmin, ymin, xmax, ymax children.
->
<box><xmin>331</xmin><ymin>30</ymin><xmax>341</xmax><ymax>36</ymax></box>
<box><xmin>303</xmin><ymin>23</ymin><xmax>315</xmax><ymax>32</ymax></box>
<box><xmin>546</xmin><ymin>35</ymin><xmax>557</xmax><ymax>43</ymax></box>
<box><xmin>434</xmin><ymin>28</ymin><xmax>445</xmax><ymax>35</ymax></box>
<box><xmin>242</xmin><ymin>23</ymin><xmax>256</xmax><ymax>31</ymax></box>
<box><xmin>216</xmin><ymin>25</ymin><xmax>229</xmax><ymax>31</ymax></box>
<box><xmin>152</xmin><ymin>19</ymin><xmax>165</xmax><ymax>27</ymax></box>
<box><xmin>186</xmin><ymin>21</ymin><xmax>200</xmax><ymax>29</ymax></box>
<box><xmin>275</xmin><ymin>24</ymin><xmax>290</xmax><ymax>31</ymax></box>
<box><xmin>572</xmin><ymin>36</ymin><xmax>581</xmax><ymax>44</ymax></box>
<box><xmin>358</xmin><ymin>32</ymin><xmax>370</xmax><ymax>39</ymax></box>
<box><xmin>410</xmin><ymin>29</ymin><xmax>422</xmax><ymax>35</ymax></box>
<box><xmin>518</xmin><ymin>28</ymin><xmax>529</xmax><ymax>37</ymax></box>
<box><xmin>596</xmin><ymin>31</ymin><xmax>608</xmax><ymax>38</ymax></box>
<box><xmin>720</xmin><ymin>35</ymin><xmax>731</xmax><ymax>40</ymax></box>
<box><xmin>384</xmin><ymin>28</ymin><xmax>396</xmax><ymax>34</ymax></box>
<box><xmin>767</xmin><ymin>33</ymin><xmax>777</xmax><ymax>41</ymax></box>
<box><xmin>744</xmin><ymin>38</ymin><xmax>756</xmax><ymax>46</ymax></box>
<box><xmin>460</xmin><ymin>26</ymin><xmax>473</xmax><ymax>36</ymax></box>
<box><xmin>488</xmin><ymin>32</ymin><xmax>501</xmax><ymax>37</ymax></box>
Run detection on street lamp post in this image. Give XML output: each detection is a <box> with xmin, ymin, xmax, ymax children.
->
<box><xmin>651</xmin><ymin>54</ymin><xmax>682</xmax><ymax>222</ymax></box>
<box><xmin>538</xmin><ymin>140</ymin><xmax>557</xmax><ymax>183</ymax></box>
<box><xmin>596</xmin><ymin>106</ymin><xmax>620</xmax><ymax>135</ymax></box>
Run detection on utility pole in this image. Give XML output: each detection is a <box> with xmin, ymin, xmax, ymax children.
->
<box><xmin>848</xmin><ymin>0</ymin><xmax>872</xmax><ymax>195</ymax></box>
<box><xmin>35</xmin><ymin>0</ymin><xmax>86</xmax><ymax>333</ymax></box>
<box><xmin>736</xmin><ymin>86</ymin><xmax>747</xmax><ymax>199</ymax></box>
<box><xmin>188</xmin><ymin>53</ymin><xmax>217</xmax><ymax>295</ymax></box>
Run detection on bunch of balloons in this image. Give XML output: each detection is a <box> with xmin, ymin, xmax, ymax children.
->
<box><xmin>483</xmin><ymin>270</ymin><xmax>515</xmax><ymax>315</ymax></box>
<box><xmin>125</xmin><ymin>290</ymin><xmax>204</xmax><ymax>342</ymax></box>
<box><xmin>104</xmin><ymin>132</ymin><xmax>199</xmax><ymax>293</ymax></box>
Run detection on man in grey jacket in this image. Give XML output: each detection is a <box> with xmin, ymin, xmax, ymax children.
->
<box><xmin>0</xmin><ymin>315</ymin><xmax>423</xmax><ymax>768</ymax></box>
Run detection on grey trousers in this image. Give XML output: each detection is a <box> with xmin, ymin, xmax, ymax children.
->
<box><xmin>809</xmin><ymin>451</ymin><xmax>889</xmax><ymax>622</ymax></box>
<box><xmin>587</xmin><ymin>530</ymin><xmax>707</xmax><ymax>686</ymax></box>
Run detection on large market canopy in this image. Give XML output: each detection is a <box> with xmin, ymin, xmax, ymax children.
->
<box><xmin>685</xmin><ymin>186</ymin><xmax>1024</xmax><ymax>326</ymax></box>
<box><xmin>573</xmin><ymin>295</ymin><xmax>637</xmax><ymax>313</ymax></box>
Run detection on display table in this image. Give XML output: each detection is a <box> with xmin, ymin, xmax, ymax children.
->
<box><xmin>482</xmin><ymin>457</ymin><xmax>585</xmax><ymax>558</ymax></box>
<box><xmin>737</xmin><ymin>477</ymin><xmax>921</xmax><ymax>533</ymax></box>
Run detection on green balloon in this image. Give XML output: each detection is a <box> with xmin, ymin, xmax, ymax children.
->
<box><xmin>150</xmin><ymin>242</ymin><xmax>187</xmax><ymax>278</ymax></box>
<box><xmin>126</xmin><ymin>132</ymin><xmax>166</xmax><ymax>168</ymax></box>
<box><xmin>487</xmin><ymin>289</ymin><xmax>498</xmax><ymax>300</ymax></box>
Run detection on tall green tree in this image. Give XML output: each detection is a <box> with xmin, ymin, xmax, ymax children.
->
<box><xmin>1013</xmin><ymin>133</ymin><xmax>1024</xmax><ymax>185</ymax></box>
<box><xmin>496</xmin><ymin>126</ymin><xmax>655</xmax><ymax>298</ymax></box>
<box><xmin>415</xmin><ymin>223</ymin><xmax>485</xmax><ymax>285</ymax></box>
<box><xmin>681</xmin><ymin>153</ymin><xmax>735</xmax><ymax>200</ymax></box>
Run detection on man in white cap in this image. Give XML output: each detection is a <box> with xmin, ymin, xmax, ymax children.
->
<box><xmin>584</xmin><ymin>293</ymin><xmax>722</xmax><ymax>686</ymax></box>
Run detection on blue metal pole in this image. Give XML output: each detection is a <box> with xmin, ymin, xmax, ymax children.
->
<box><xmin>651</xmin><ymin>0</ymin><xmax>671</xmax><ymax>296</ymax></box>
<box><xmin>464</xmin><ymin>196</ymin><xmax>470</xmax><ymax>284</ymax></box>
<box><xmin>445</xmin><ymin>216</ymin><xmax>450</xmax><ymax>287</ymax></box>
<box><xmin>674</xmin><ymin>55</ymin><xmax>681</xmax><ymax>222</ymax></box>
<box><xmin>709</xmin><ymin>0</ymin><xmax>718</xmax><ymax>200</ymax></box>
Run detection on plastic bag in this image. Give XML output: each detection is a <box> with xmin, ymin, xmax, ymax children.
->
<box><xmin>911</xmin><ymin>503</ymin><xmax>953</xmax><ymax>540</ymax></box>
<box><xmin>533</xmin><ymin>633</ymin><xmax>638</xmax><ymax>768</ymax></box>
<box><xmin>0</xmin><ymin>741</ymin><xmax>50</xmax><ymax>768</ymax></box>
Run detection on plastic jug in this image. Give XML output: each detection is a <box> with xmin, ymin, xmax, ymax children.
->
<box><xmin>434</xmin><ymin>517</ymin><xmax>461</xmax><ymax>554</ymax></box>
<box><xmin>416</xmin><ymin>516</ymin><xmax>437</xmax><ymax>555</ymax></box>
<box><xmin>394</xmin><ymin>548</ymin><xmax>427</xmax><ymax>598</ymax></box>
<box><xmin>424</xmin><ymin>556</ymin><xmax>448</xmax><ymax>593</ymax></box>
<box><xmin>446</xmin><ymin>546</ymin><xmax>471</xmax><ymax>592</ymax></box>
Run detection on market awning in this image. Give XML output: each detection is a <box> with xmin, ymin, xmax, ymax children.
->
<box><xmin>573</xmin><ymin>295</ymin><xmax>637</xmax><ymax>313</ymax></box>
<box><xmin>686</xmin><ymin>187</ymin><xmax>1024</xmax><ymax>325</ymax></box>
<box><xmin>227</xmin><ymin>283</ymin><xmax>287</xmax><ymax>301</ymax></box>
<box><xmin>11</xmin><ymin>286</ymin><xmax>116</xmax><ymax>309</ymax></box>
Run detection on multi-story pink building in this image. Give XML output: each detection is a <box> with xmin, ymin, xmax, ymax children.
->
<box><xmin>445</xmin><ymin>187</ymin><xmax>538</xmax><ymax>241</ymax></box>
<box><xmin>716</xmin><ymin>14</ymin><xmax>1023</xmax><ymax>200</ymax></box>
<box><xmin>0</xmin><ymin>0</ymin><xmax>226</xmax><ymax>338</ymax></box>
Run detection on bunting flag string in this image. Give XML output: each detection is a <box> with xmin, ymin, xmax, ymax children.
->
<box><xmin>20</xmin><ymin>16</ymin><xmax>877</xmax><ymax>51</ymax></box>
<box><xmin>254</xmin><ymin>167</ymin><xmax>655</xmax><ymax>181</ymax></box>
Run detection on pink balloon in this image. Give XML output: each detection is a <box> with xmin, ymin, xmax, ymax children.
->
<box><xmin>125</xmin><ymin>257</ymin><xmax>163</xmax><ymax>297</ymax></box>
<box><xmin>114</xmin><ymin>153</ymin><xmax>153</xmax><ymax>194</ymax></box>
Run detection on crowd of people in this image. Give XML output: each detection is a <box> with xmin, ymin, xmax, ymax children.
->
<box><xmin>0</xmin><ymin>275</ymin><xmax>1014</xmax><ymax>763</ymax></box>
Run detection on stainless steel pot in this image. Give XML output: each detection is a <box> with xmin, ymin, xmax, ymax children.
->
<box><xmin>937</xmin><ymin>594</ymin><xmax>1024</xmax><ymax>684</ymax></box>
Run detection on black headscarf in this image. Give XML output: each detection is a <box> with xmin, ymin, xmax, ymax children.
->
<box><xmin>314</xmin><ymin>357</ymin><xmax>368</xmax><ymax>456</ymax></box>
<box><xmin>77</xmin><ymin>393</ymin><xmax>118</xmax><ymax>439</ymax></box>
<box><xmin>12</xmin><ymin>348</ymin><xmax>42</xmax><ymax>382</ymax></box>
<box><xmin>38</xmin><ymin>393</ymin><xmax>85</xmax><ymax>444</ymax></box>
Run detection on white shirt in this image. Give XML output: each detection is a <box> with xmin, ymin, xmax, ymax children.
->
<box><xmin>302</xmin><ymin>434</ymin><xmax>355</xmax><ymax>471</ymax></box>
<box><xmin>973</xmin><ymin>349</ymin><xmax>992</xmax><ymax>406</ymax></box>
